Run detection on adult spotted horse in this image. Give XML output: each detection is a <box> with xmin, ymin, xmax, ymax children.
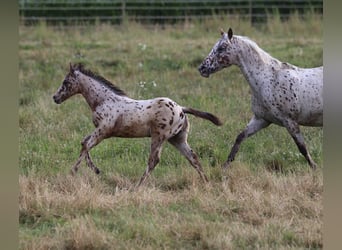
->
<box><xmin>198</xmin><ymin>28</ymin><xmax>323</xmax><ymax>170</ymax></box>
<box><xmin>53</xmin><ymin>63</ymin><xmax>222</xmax><ymax>187</ymax></box>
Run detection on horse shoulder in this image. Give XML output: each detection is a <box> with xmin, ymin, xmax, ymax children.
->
<box><xmin>91</xmin><ymin>103</ymin><xmax>117</xmax><ymax>128</ymax></box>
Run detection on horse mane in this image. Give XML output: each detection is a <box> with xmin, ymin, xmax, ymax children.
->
<box><xmin>237</xmin><ymin>36</ymin><xmax>281</xmax><ymax>66</ymax></box>
<box><xmin>73</xmin><ymin>63</ymin><xmax>127</xmax><ymax>96</ymax></box>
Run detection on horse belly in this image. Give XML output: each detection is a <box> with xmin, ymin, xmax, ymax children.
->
<box><xmin>298</xmin><ymin>113</ymin><xmax>323</xmax><ymax>127</ymax></box>
<box><xmin>297</xmin><ymin>105</ymin><xmax>323</xmax><ymax>126</ymax></box>
<box><xmin>115</xmin><ymin>124</ymin><xmax>150</xmax><ymax>138</ymax></box>
<box><xmin>106</xmin><ymin>114</ymin><xmax>151</xmax><ymax>138</ymax></box>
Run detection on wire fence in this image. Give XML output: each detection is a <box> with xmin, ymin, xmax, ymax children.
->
<box><xmin>19</xmin><ymin>0</ymin><xmax>323</xmax><ymax>25</ymax></box>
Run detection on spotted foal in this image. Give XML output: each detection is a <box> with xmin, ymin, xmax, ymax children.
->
<box><xmin>53</xmin><ymin>63</ymin><xmax>222</xmax><ymax>187</ymax></box>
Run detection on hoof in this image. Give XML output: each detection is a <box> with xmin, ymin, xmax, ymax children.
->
<box><xmin>310</xmin><ymin>164</ymin><xmax>317</xmax><ymax>171</ymax></box>
<box><xmin>222</xmin><ymin>162</ymin><xmax>230</xmax><ymax>170</ymax></box>
<box><xmin>95</xmin><ymin>168</ymin><xmax>100</xmax><ymax>174</ymax></box>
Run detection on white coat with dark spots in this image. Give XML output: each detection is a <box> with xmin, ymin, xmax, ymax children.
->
<box><xmin>198</xmin><ymin>28</ymin><xmax>323</xmax><ymax>169</ymax></box>
<box><xmin>53</xmin><ymin>63</ymin><xmax>222</xmax><ymax>187</ymax></box>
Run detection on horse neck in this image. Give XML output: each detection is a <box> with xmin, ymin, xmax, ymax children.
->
<box><xmin>77</xmin><ymin>73</ymin><xmax>122</xmax><ymax>111</ymax></box>
<box><xmin>235</xmin><ymin>37</ymin><xmax>280</xmax><ymax>90</ymax></box>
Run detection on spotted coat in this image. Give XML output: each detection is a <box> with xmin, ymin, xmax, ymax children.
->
<box><xmin>53</xmin><ymin>63</ymin><xmax>222</xmax><ymax>187</ymax></box>
<box><xmin>198</xmin><ymin>28</ymin><xmax>323</xmax><ymax>169</ymax></box>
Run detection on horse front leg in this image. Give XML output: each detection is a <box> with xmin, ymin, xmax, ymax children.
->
<box><xmin>71</xmin><ymin>130</ymin><xmax>104</xmax><ymax>175</ymax></box>
<box><xmin>283</xmin><ymin>119</ymin><xmax>318</xmax><ymax>169</ymax></box>
<box><xmin>223</xmin><ymin>116</ymin><xmax>270</xmax><ymax>169</ymax></box>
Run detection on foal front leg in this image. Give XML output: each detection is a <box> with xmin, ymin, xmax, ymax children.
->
<box><xmin>72</xmin><ymin>130</ymin><xmax>105</xmax><ymax>175</ymax></box>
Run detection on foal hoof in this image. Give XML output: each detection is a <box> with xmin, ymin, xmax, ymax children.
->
<box><xmin>95</xmin><ymin>168</ymin><xmax>100</xmax><ymax>174</ymax></box>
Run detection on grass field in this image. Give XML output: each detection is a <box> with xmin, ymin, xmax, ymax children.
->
<box><xmin>19</xmin><ymin>13</ymin><xmax>323</xmax><ymax>249</ymax></box>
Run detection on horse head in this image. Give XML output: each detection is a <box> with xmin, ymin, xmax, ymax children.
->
<box><xmin>198</xmin><ymin>28</ymin><xmax>237</xmax><ymax>77</ymax></box>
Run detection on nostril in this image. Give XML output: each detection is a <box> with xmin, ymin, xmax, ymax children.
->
<box><xmin>53</xmin><ymin>95</ymin><xmax>60</xmax><ymax>104</ymax></box>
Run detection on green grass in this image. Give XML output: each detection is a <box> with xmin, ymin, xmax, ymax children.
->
<box><xmin>19</xmin><ymin>14</ymin><xmax>323</xmax><ymax>249</ymax></box>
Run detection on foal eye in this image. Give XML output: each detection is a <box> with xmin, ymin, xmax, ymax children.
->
<box><xmin>63</xmin><ymin>81</ymin><xmax>71</xmax><ymax>88</ymax></box>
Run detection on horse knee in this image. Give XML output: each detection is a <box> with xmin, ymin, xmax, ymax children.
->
<box><xmin>81</xmin><ymin>135</ymin><xmax>91</xmax><ymax>148</ymax></box>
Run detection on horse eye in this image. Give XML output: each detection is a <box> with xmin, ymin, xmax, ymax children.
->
<box><xmin>217</xmin><ymin>46</ymin><xmax>225</xmax><ymax>53</ymax></box>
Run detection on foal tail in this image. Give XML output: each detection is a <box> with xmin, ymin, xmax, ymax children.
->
<box><xmin>183</xmin><ymin>107</ymin><xmax>223</xmax><ymax>126</ymax></box>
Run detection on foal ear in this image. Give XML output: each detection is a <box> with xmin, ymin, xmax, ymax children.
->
<box><xmin>69</xmin><ymin>63</ymin><xmax>74</xmax><ymax>72</ymax></box>
<box><xmin>228</xmin><ymin>28</ymin><xmax>233</xmax><ymax>40</ymax></box>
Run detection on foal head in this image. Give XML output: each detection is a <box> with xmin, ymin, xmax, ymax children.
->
<box><xmin>53</xmin><ymin>63</ymin><xmax>82</xmax><ymax>104</ymax></box>
<box><xmin>198</xmin><ymin>28</ymin><xmax>238</xmax><ymax>78</ymax></box>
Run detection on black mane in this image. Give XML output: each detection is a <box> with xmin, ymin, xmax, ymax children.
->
<box><xmin>74</xmin><ymin>63</ymin><xmax>127</xmax><ymax>97</ymax></box>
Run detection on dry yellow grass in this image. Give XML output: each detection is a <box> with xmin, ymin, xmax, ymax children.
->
<box><xmin>20</xmin><ymin>165</ymin><xmax>322</xmax><ymax>249</ymax></box>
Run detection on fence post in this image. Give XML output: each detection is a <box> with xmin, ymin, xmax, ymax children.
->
<box><xmin>121</xmin><ymin>0</ymin><xmax>126</xmax><ymax>24</ymax></box>
<box><xmin>249</xmin><ymin>0</ymin><xmax>252</xmax><ymax>25</ymax></box>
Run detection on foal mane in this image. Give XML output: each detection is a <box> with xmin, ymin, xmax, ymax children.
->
<box><xmin>74</xmin><ymin>63</ymin><xmax>127</xmax><ymax>96</ymax></box>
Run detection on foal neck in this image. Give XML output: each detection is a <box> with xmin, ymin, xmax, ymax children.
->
<box><xmin>76</xmin><ymin>71</ymin><xmax>126</xmax><ymax>111</ymax></box>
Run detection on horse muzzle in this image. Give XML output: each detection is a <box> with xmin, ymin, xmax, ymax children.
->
<box><xmin>198</xmin><ymin>66</ymin><xmax>210</xmax><ymax>78</ymax></box>
<box><xmin>53</xmin><ymin>95</ymin><xmax>62</xmax><ymax>104</ymax></box>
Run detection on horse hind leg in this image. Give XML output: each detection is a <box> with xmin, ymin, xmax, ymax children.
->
<box><xmin>71</xmin><ymin>152</ymin><xmax>85</xmax><ymax>175</ymax></box>
<box><xmin>85</xmin><ymin>152</ymin><xmax>100</xmax><ymax>174</ymax></box>
<box><xmin>137</xmin><ymin>136</ymin><xmax>165</xmax><ymax>187</ymax></box>
<box><xmin>284</xmin><ymin>120</ymin><xmax>318</xmax><ymax>169</ymax></box>
<box><xmin>168</xmin><ymin>132</ymin><xmax>209</xmax><ymax>183</ymax></box>
<box><xmin>71</xmin><ymin>152</ymin><xmax>100</xmax><ymax>175</ymax></box>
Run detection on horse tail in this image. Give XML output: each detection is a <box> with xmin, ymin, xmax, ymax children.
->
<box><xmin>182</xmin><ymin>107</ymin><xmax>223</xmax><ymax>126</ymax></box>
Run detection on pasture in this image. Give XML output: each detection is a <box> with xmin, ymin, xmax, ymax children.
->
<box><xmin>19</xmin><ymin>14</ymin><xmax>323</xmax><ymax>249</ymax></box>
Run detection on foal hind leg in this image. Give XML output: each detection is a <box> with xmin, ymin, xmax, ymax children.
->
<box><xmin>223</xmin><ymin>116</ymin><xmax>270</xmax><ymax>169</ymax></box>
<box><xmin>168</xmin><ymin>132</ymin><xmax>209</xmax><ymax>183</ymax></box>
<box><xmin>71</xmin><ymin>152</ymin><xmax>85</xmax><ymax>175</ymax></box>
<box><xmin>85</xmin><ymin>152</ymin><xmax>100</xmax><ymax>174</ymax></box>
<box><xmin>137</xmin><ymin>136</ymin><xmax>165</xmax><ymax>187</ymax></box>
<box><xmin>283</xmin><ymin>119</ymin><xmax>317</xmax><ymax>169</ymax></box>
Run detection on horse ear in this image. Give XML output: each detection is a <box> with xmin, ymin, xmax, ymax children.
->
<box><xmin>69</xmin><ymin>63</ymin><xmax>73</xmax><ymax>72</ymax></box>
<box><xmin>228</xmin><ymin>28</ymin><xmax>233</xmax><ymax>40</ymax></box>
<box><xmin>220</xmin><ymin>28</ymin><xmax>224</xmax><ymax>36</ymax></box>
